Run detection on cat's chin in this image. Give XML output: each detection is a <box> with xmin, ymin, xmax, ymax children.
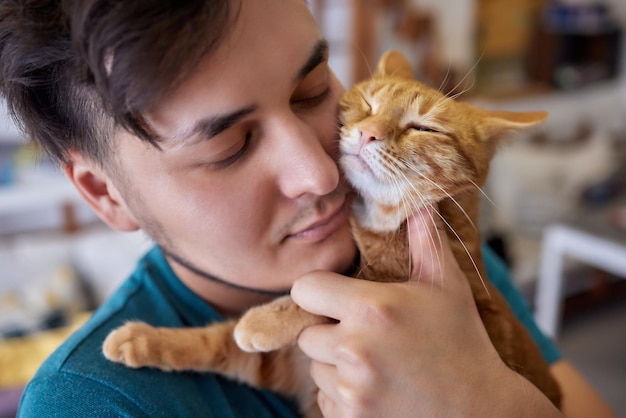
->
<box><xmin>351</xmin><ymin>197</ymin><xmax>407</xmax><ymax>233</ymax></box>
<box><xmin>346</xmin><ymin>173</ymin><xmax>407</xmax><ymax>206</ymax></box>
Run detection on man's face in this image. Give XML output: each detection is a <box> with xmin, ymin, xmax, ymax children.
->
<box><xmin>110</xmin><ymin>0</ymin><xmax>356</xmax><ymax>301</ymax></box>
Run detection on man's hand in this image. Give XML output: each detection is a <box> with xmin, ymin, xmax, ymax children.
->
<box><xmin>291</xmin><ymin>207</ymin><xmax>561</xmax><ymax>417</ymax></box>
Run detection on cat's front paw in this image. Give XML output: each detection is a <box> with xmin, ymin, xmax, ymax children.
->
<box><xmin>103</xmin><ymin>322</ymin><xmax>170</xmax><ymax>370</ymax></box>
<box><xmin>233</xmin><ymin>296</ymin><xmax>305</xmax><ymax>353</ymax></box>
<box><xmin>234</xmin><ymin>296</ymin><xmax>327</xmax><ymax>353</ymax></box>
<box><xmin>234</xmin><ymin>308</ymin><xmax>293</xmax><ymax>353</ymax></box>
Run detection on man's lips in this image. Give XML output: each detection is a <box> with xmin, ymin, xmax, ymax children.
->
<box><xmin>287</xmin><ymin>198</ymin><xmax>349</xmax><ymax>242</ymax></box>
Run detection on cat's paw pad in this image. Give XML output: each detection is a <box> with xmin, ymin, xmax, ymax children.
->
<box><xmin>102</xmin><ymin>322</ymin><xmax>168</xmax><ymax>369</ymax></box>
<box><xmin>234</xmin><ymin>312</ymin><xmax>293</xmax><ymax>353</ymax></box>
<box><xmin>233</xmin><ymin>320</ymin><xmax>281</xmax><ymax>353</ymax></box>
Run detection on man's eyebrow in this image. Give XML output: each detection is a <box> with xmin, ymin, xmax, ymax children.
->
<box><xmin>296</xmin><ymin>39</ymin><xmax>329</xmax><ymax>82</ymax></box>
<box><xmin>178</xmin><ymin>104</ymin><xmax>257</xmax><ymax>143</ymax></box>
<box><xmin>175</xmin><ymin>40</ymin><xmax>328</xmax><ymax>144</ymax></box>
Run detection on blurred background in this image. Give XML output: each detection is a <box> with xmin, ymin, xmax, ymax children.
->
<box><xmin>1</xmin><ymin>0</ymin><xmax>625</xmax><ymax>416</ymax></box>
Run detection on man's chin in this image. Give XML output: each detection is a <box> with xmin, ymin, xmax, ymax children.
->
<box><xmin>301</xmin><ymin>228</ymin><xmax>357</xmax><ymax>277</ymax></box>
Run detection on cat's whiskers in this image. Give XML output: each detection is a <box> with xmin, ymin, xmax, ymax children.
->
<box><xmin>427</xmin><ymin>55</ymin><xmax>482</xmax><ymax>115</ymax></box>
<box><xmin>374</xmin><ymin>148</ymin><xmax>401</xmax><ymax>181</ymax></box>
<box><xmin>394</xmin><ymin>176</ymin><xmax>426</xmax><ymax>282</ymax></box>
<box><xmin>414</xmin><ymin>200</ymin><xmax>446</xmax><ymax>290</ymax></box>
<box><xmin>442</xmin><ymin>50</ymin><xmax>485</xmax><ymax>100</ymax></box>
<box><xmin>407</xmin><ymin>189</ymin><xmax>451</xmax><ymax>289</ymax></box>
<box><xmin>447</xmin><ymin>77</ymin><xmax>476</xmax><ymax>101</ymax></box>
<box><xmin>436</xmin><ymin>61</ymin><xmax>453</xmax><ymax>96</ymax></box>
<box><xmin>397</xmin><ymin>177</ymin><xmax>447</xmax><ymax>289</ymax></box>
<box><xmin>395</xmin><ymin>185</ymin><xmax>420</xmax><ymax>282</ymax></box>
<box><xmin>430</xmin><ymin>207</ymin><xmax>491</xmax><ymax>298</ymax></box>
<box><xmin>356</xmin><ymin>257</ymin><xmax>375</xmax><ymax>281</ymax></box>
<box><xmin>448</xmin><ymin>73</ymin><xmax>478</xmax><ymax>101</ymax></box>
<box><xmin>385</xmin><ymin>159</ymin><xmax>446</xmax><ymax>287</ymax></box>
<box><xmin>469</xmin><ymin>178</ymin><xmax>497</xmax><ymax>208</ymax></box>
<box><xmin>391</xmin><ymin>162</ymin><xmax>488</xmax><ymax>295</ymax></box>
<box><xmin>401</xmin><ymin>159</ymin><xmax>477</xmax><ymax>232</ymax></box>
<box><xmin>375</xmin><ymin>147</ymin><xmax>484</xmax><ymax>291</ymax></box>
<box><xmin>348</xmin><ymin>42</ymin><xmax>375</xmax><ymax>79</ymax></box>
<box><xmin>424</xmin><ymin>98</ymin><xmax>450</xmax><ymax>122</ymax></box>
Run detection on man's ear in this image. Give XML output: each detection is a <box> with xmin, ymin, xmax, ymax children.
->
<box><xmin>63</xmin><ymin>150</ymin><xmax>140</xmax><ymax>232</ymax></box>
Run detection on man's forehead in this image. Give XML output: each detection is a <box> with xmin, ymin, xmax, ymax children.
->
<box><xmin>141</xmin><ymin>0</ymin><xmax>325</xmax><ymax>144</ymax></box>
<box><xmin>160</xmin><ymin>39</ymin><xmax>329</xmax><ymax>148</ymax></box>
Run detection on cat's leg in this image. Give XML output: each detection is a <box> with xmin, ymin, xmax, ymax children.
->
<box><xmin>103</xmin><ymin>320</ymin><xmax>318</xmax><ymax>404</ymax></box>
<box><xmin>103</xmin><ymin>320</ymin><xmax>245</xmax><ymax>372</ymax></box>
<box><xmin>234</xmin><ymin>295</ymin><xmax>330</xmax><ymax>352</ymax></box>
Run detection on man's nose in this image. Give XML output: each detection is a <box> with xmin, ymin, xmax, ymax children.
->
<box><xmin>276</xmin><ymin>120</ymin><xmax>339</xmax><ymax>199</ymax></box>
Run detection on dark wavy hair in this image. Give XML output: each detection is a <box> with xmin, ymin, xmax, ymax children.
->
<box><xmin>0</xmin><ymin>0</ymin><xmax>236</xmax><ymax>165</ymax></box>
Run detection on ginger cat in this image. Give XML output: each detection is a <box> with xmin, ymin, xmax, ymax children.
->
<box><xmin>103</xmin><ymin>51</ymin><xmax>561</xmax><ymax>416</ymax></box>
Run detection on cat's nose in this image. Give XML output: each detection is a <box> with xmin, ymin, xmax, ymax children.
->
<box><xmin>359</xmin><ymin>126</ymin><xmax>385</xmax><ymax>145</ymax></box>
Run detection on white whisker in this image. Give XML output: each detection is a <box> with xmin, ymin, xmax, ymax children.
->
<box><xmin>437</xmin><ymin>61</ymin><xmax>453</xmax><ymax>95</ymax></box>
<box><xmin>445</xmin><ymin>50</ymin><xmax>485</xmax><ymax>99</ymax></box>
<box><xmin>383</xmin><ymin>152</ymin><xmax>483</xmax><ymax>292</ymax></box>
<box><xmin>422</xmin><ymin>201</ymin><xmax>445</xmax><ymax>290</ymax></box>
<box><xmin>469</xmin><ymin>178</ymin><xmax>496</xmax><ymax>208</ymax></box>
<box><xmin>435</xmin><ymin>211</ymin><xmax>490</xmax><ymax>298</ymax></box>
<box><xmin>383</xmin><ymin>156</ymin><xmax>445</xmax><ymax>287</ymax></box>
<box><xmin>348</xmin><ymin>42</ymin><xmax>374</xmax><ymax>80</ymax></box>
<box><xmin>400</xmin><ymin>159</ymin><xmax>477</xmax><ymax>232</ymax></box>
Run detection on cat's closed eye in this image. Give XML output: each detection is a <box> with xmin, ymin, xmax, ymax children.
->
<box><xmin>360</xmin><ymin>95</ymin><xmax>372</xmax><ymax>114</ymax></box>
<box><xmin>406</xmin><ymin>123</ymin><xmax>438</xmax><ymax>133</ymax></box>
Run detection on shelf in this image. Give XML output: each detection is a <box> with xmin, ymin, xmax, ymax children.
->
<box><xmin>0</xmin><ymin>175</ymin><xmax>82</xmax><ymax>217</ymax></box>
<box><xmin>0</xmin><ymin>169</ymin><xmax>98</xmax><ymax>236</ymax></box>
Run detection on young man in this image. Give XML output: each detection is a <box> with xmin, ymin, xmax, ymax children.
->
<box><xmin>0</xmin><ymin>0</ymin><xmax>615</xmax><ymax>416</ymax></box>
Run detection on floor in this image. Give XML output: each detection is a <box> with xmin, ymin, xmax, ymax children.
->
<box><xmin>558</xmin><ymin>293</ymin><xmax>626</xmax><ymax>417</ymax></box>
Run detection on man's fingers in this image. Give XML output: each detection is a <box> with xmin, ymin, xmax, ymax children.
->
<box><xmin>297</xmin><ymin>322</ymin><xmax>340</xmax><ymax>364</ymax></box>
<box><xmin>309</xmin><ymin>361</ymin><xmax>343</xmax><ymax>416</ymax></box>
<box><xmin>298</xmin><ymin>324</ymin><xmax>358</xmax><ymax>417</ymax></box>
<box><xmin>291</xmin><ymin>271</ymin><xmax>362</xmax><ymax>321</ymax></box>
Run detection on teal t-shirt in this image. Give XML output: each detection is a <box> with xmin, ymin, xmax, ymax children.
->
<box><xmin>482</xmin><ymin>245</ymin><xmax>561</xmax><ymax>364</ymax></box>
<box><xmin>18</xmin><ymin>246</ymin><xmax>299</xmax><ymax>418</ymax></box>
<box><xmin>18</xmin><ymin>245</ymin><xmax>561</xmax><ymax>417</ymax></box>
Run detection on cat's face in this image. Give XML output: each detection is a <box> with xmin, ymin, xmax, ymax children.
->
<box><xmin>339</xmin><ymin>51</ymin><xmax>546</xmax><ymax>230</ymax></box>
<box><xmin>340</xmin><ymin>76</ymin><xmax>481</xmax><ymax>209</ymax></box>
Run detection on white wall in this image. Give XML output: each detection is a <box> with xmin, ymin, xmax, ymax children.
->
<box><xmin>0</xmin><ymin>99</ymin><xmax>23</xmax><ymax>144</ymax></box>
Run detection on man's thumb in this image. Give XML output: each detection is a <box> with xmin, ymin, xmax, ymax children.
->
<box><xmin>407</xmin><ymin>205</ymin><xmax>456</xmax><ymax>284</ymax></box>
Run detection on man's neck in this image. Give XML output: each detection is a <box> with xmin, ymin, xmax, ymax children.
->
<box><xmin>166</xmin><ymin>255</ymin><xmax>282</xmax><ymax>317</ymax></box>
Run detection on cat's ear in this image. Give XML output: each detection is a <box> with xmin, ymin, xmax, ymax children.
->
<box><xmin>376</xmin><ymin>50</ymin><xmax>415</xmax><ymax>80</ymax></box>
<box><xmin>484</xmin><ymin>110</ymin><xmax>548</xmax><ymax>139</ymax></box>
